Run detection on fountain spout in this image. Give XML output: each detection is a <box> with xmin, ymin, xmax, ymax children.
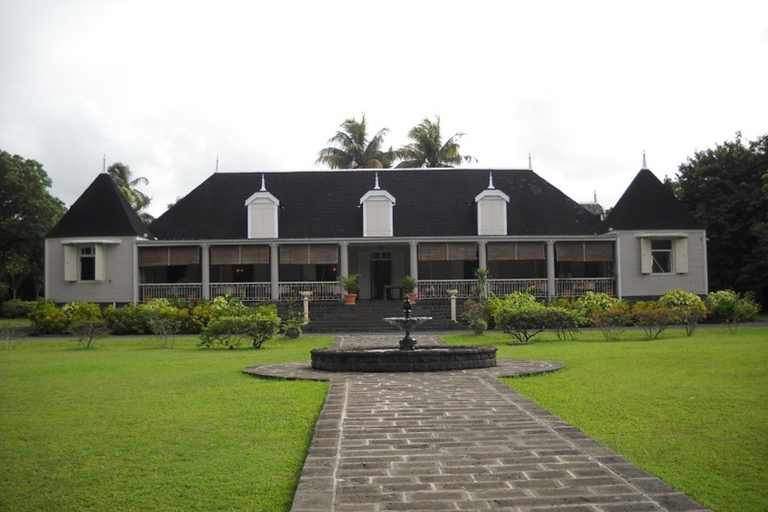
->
<box><xmin>383</xmin><ymin>296</ymin><xmax>432</xmax><ymax>351</ymax></box>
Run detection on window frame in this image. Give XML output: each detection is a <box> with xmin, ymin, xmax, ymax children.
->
<box><xmin>639</xmin><ymin>235</ymin><xmax>688</xmax><ymax>275</ymax></box>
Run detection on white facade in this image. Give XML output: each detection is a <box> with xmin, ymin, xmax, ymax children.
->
<box><xmin>46</xmin><ymin>237</ymin><xmax>140</xmax><ymax>303</ymax></box>
<box><xmin>615</xmin><ymin>230</ymin><xmax>708</xmax><ymax>298</ymax></box>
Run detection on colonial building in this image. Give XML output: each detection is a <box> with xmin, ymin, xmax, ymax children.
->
<box><xmin>45</xmin><ymin>164</ymin><xmax>707</xmax><ymax>305</ymax></box>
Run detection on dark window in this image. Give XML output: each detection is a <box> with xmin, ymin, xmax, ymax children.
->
<box><xmin>651</xmin><ymin>240</ymin><xmax>672</xmax><ymax>273</ymax></box>
<box><xmin>80</xmin><ymin>247</ymin><xmax>95</xmax><ymax>281</ymax></box>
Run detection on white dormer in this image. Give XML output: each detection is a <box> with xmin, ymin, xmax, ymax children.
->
<box><xmin>475</xmin><ymin>172</ymin><xmax>510</xmax><ymax>236</ymax></box>
<box><xmin>360</xmin><ymin>173</ymin><xmax>396</xmax><ymax>237</ymax></box>
<box><xmin>245</xmin><ymin>174</ymin><xmax>280</xmax><ymax>239</ymax></box>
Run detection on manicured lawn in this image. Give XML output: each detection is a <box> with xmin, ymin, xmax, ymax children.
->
<box><xmin>0</xmin><ymin>335</ymin><xmax>332</xmax><ymax>512</ymax></box>
<box><xmin>444</xmin><ymin>326</ymin><xmax>768</xmax><ymax>512</ymax></box>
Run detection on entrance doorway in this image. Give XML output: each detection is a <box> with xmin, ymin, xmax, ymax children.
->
<box><xmin>370</xmin><ymin>259</ymin><xmax>392</xmax><ymax>300</ymax></box>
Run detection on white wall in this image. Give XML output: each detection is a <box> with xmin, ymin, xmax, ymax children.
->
<box><xmin>617</xmin><ymin>230</ymin><xmax>707</xmax><ymax>297</ymax></box>
<box><xmin>46</xmin><ymin>237</ymin><xmax>138</xmax><ymax>303</ymax></box>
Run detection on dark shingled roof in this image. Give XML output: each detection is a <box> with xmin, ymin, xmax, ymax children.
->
<box><xmin>47</xmin><ymin>173</ymin><xmax>150</xmax><ymax>238</ymax></box>
<box><xmin>605</xmin><ymin>168</ymin><xmax>703</xmax><ymax>230</ymax></box>
<box><xmin>149</xmin><ymin>168</ymin><xmax>607</xmax><ymax>240</ymax></box>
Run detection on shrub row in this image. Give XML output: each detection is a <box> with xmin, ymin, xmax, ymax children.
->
<box><xmin>27</xmin><ymin>296</ymin><xmax>284</xmax><ymax>349</ymax></box>
<box><xmin>464</xmin><ymin>289</ymin><xmax>760</xmax><ymax>343</ymax></box>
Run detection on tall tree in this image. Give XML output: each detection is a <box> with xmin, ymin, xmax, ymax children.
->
<box><xmin>107</xmin><ymin>162</ymin><xmax>153</xmax><ymax>222</ymax></box>
<box><xmin>395</xmin><ymin>116</ymin><xmax>476</xmax><ymax>168</ymax></box>
<box><xmin>316</xmin><ymin>115</ymin><xmax>392</xmax><ymax>169</ymax></box>
<box><xmin>674</xmin><ymin>132</ymin><xmax>768</xmax><ymax>305</ymax></box>
<box><xmin>0</xmin><ymin>150</ymin><xmax>66</xmax><ymax>299</ymax></box>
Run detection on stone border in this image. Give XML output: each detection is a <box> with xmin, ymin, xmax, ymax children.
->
<box><xmin>243</xmin><ymin>358</ymin><xmax>563</xmax><ymax>381</ymax></box>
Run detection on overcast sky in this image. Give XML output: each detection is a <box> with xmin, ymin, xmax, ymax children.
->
<box><xmin>1</xmin><ymin>0</ymin><xmax>766</xmax><ymax>218</ymax></box>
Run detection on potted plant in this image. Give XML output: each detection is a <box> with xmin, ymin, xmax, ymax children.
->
<box><xmin>338</xmin><ymin>274</ymin><xmax>360</xmax><ymax>305</ymax></box>
<box><xmin>400</xmin><ymin>275</ymin><xmax>417</xmax><ymax>304</ymax></box>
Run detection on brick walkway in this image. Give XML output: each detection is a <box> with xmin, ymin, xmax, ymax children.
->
<box><xmin>248</xmin><ymin>334</ymin><xmax>712</xmax><ymax>512</ymax></box>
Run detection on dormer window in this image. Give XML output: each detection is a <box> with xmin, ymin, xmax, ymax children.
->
<box><xmin>245</xmin><ymin>175</ymin><xmax>280</xmax><ymax>239</ymax></box>
<box><xmin>475</xmin><ymin>172</ymin><xmax>509</xmax><ymax>236</ymax></box>
<box><xmin>360</xmin><ymin>173</ymin><xmax>396</xmax><ymax>237</ymax></box>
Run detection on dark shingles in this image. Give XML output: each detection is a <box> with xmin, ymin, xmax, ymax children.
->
<box><xmin>149</xmin><ymin>169</ymin><xmax>608</xmax><ymax>240</ymax></box>
<box><xmin>606</xmin><ymin>169</ymin><xmax>703</xmax><ymax>230</ymax></box>
<box><xmin>47</xmin><ymin>173</ymin><xmax>150</xmax><ymax>238</ymax></box>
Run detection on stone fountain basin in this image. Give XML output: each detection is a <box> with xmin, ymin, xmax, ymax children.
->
<box><xmin>310</xmin><ymin>345</ymin><xmax>497</xmax><ymax>372</ymax></box>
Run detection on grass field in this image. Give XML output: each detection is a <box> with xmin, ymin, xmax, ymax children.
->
<box><xmin>2</xmin><ymin>327</ymin><xmax>766</xmax><ymax>512</ymax></box>
<box><xmin>444</xmin><ymin>326</ymin><xmax>768</xmax><ymax>512</ymax></box>
<box><xmin>0</xmin><ymin>335</ymin><xmax>332</xmax><ymax>512</ymax></box>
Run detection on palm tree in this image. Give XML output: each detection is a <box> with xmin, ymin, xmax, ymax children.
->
<box><xmin>107</xmin><ymin>162</ymin><xmax>153</xmax><ymax>222</ymax></box>
<box><xmin>316</xmin><ymin>115</ymin><xmax>392</xmax><ymax>169</ymax></box>
<box><xmin>395</xmin><ymin>116</ymin><xmax>476</xmax><ymax>168</ymax></box>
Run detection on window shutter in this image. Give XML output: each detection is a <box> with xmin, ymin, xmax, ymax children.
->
<box><xmin>64</xmin><ymin>245</ymin><xmax>77</xmax><ymax>281</ymax></box>
<box><xmin>94</xmin><ymin>245</ymin><xmax>106</xmax><ymax>281</ymax></box>
<box><xmin>487</xmin><ymin>243</ymin><xmax>516</xmax><ymax>261</ymax></box>
<box><xmin>240</xmin><ymin>245</ymin><xmax>269</xmax><ymax>265</ymax></box>
<box><xmin>310</xmin><ymin>245</ymin><xmax>339</xmax><ymax>264</ymax></box>
<box><xmin>674</xmin><ymin>238</ymin><xmax>689</xmax><ymax>274</ymax></box>
<box><xmin>640</xmin><ymin>238</ymin><xmax>652</xmax><ymax>274</ymax></box>
<box><xmin>169</xmin><ymin>247</ymin><xmax>200</xmax><ymax>265</ymax></box>
<box><xmin>517</xmin><ymin>242</ymin><xmax>545</xmax><ymax>260</ymax></box>
<box><xmin>584</xmin><ymin>242</ymin><xmax>613</xmax><ymax>262</ymax></box>
<box><xmin>556</xmin><ymin>242</ymin><xmax>584</xmax><ymax>262</ymax></box>
<box><xmin>139</xmin><ymin>247</ymin><xmax>168</xmax><ymax>267</ymax></box>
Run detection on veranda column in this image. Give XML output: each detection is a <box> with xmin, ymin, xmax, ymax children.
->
<box><xmin>270</xmin><ymin>243</ymin><xmax>280</xmax><ymax>301</ymax></box>
<box><xmin>478</xmin><ymin>240</ymin><xmax>487</xmax><ymax>269</ymax></box>
<box><xmin>201</xmin><ymin>244</ymin><xmax>210</xmax><ymax>300</ymax></box>
<box><xmin>614</xmin><ymin>237</ymin><xmax>622</xmax><ymax>299</ymax></box>
<box><xmin>546</xmin><ymin>240</ymin><xmax>556</xmax><ymax>297</ymax></box>
<box><xmin>339</xmin><ymin>242</ymin><xmax>349</xmax><ymax>300</ymax></box>
<box><xmin>409</xmin><ymin>241</ymin><xmax>419</xmax><ymax>294</ymax></box>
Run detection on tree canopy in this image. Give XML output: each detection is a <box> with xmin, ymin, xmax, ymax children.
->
<box><xmin>107</xmin><ymin>162</ymin><xmax>153</xmax><ymax>222</ymax></box>
<box><xmin>0</xmin><ymin>150</ymin><xmax>66</xmax><ymax>299</ymax></box>
<box><xmin>316</xmin><ymin>115</ymin><xmax>475</xmax><ymax>169</ymax></box>
<box><xmin>315</xmin><ymin>115</ymin><xmax>392</xmax><ymax>169</ymax></box>
<box><xmin>395</xmin><ymin>116</ymin><xmax>475</xmax><ymax>168</ymax></box>
<box><xmin>674</xmin><ymin>132</ymin><xmax>768</xmax><ymax>305</ymax></box>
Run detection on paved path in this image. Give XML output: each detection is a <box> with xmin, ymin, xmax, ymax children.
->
<box><xmin>250</xmin><ymin>334</ymin><xmax>712</xmax><ymax>512</ymax></box>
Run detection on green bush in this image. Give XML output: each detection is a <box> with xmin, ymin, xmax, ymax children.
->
<box><xmin>1</xmin><ymin>299</ymin><xmax>32</xmax><ymax>319</ymax></box>
<box><xmin>29</xmin><ymin>299</ymin><xmax>67</xmax><ymax>334</ymax></box>
<box><xmin>198</xmin><ymin>304</ymin><xmax>281</xmax><ymax>349</ymax></box>
<box><xmin>706</xmin><ymin>290</ymin><xmax>761</xmax><ymax>333</ymax></box>
<box><xmin>543</xmin><ymin>306</ymin><xmax>580</xmax><ymax>340</ymax></box>
<box><xmin>592</xmin><ymin>301</ymin><xmax>632</xmax><ymax>341</ymax></box>
<box><xmin>576</xmin><ymin>292</ymin><xmax>625</xmax><ymax>327</ymax></box>
<box><xmin>658</xmin><ymin>289</ymin><xmax>706</xmax><ymax>337</ymax></box>
<box><xmin>103</xmin><ymin>303</ymin><xmax>151</xmax><ymax>335</ymax></box>
<box><xmin>632</xmin><ymin>301</ymin><xmax>672</xmax><ymax>340</ymax></box>
<box><xmin>492</xmin><ymin>290</ymin><xmax>548</xmax><ymax>343</ymax></box>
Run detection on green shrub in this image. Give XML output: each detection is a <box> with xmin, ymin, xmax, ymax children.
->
<box><xmin>1</xmin><ymin>299</ymin><xmax>32</xmax><ymax>319</ymax></box>
<box><xmin>658</xmin><ymin>289</ymin><xmax>706</xmax><ymax>336</ymax></box>
<box><xmin>576</xmin><ymin>291</ymin><xmax>624</xmax><ymax>327</ymax></box>
<box><xmin>492</xmin><ymin>290</ymin><xmax>548</xmax><ymax>343</ymax></box>
<box><xmin>543</xmin><ymin>307</ymin><xmax>580</xmax><ymax>340</ymax></box>
<box><xmin>706</xmin><ymin>290</ymin><xmax>761</xmax><ymax>333</ymax></box>
<box><xmin>632</xmin><ymin>301</ymin><xmax>672</xmax><ymax>339</ymax></box>
<box><xmin>29</xmin><ymin>299</ymin><xmax>67</xmax><ymax>334</ymax></box>
<box><xmin>103</xmin><ymin>303</ymin><xmax>151</xmax><ymax>335</ymax></box>
<box><xmin>144</xmin><ymin>299</ymin><xmax>190</xmax><ymax>348</ymax></box>
<box><xmin>198</xmin><ymin>304</ymin><xmax>281</xmax><ymax>349</ymax></box>
<box><xmin>461</xmin><ymin>297</ymin><xmax>491</xmax><ymax>333</ymax></box>
<box><xmin>593</xmin><ymin>301</ymin><xmax>632</xmax><ymax>341</ymax></box>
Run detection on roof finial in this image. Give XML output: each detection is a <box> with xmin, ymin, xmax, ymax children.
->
<box><xmin>215</xmin><ymin>155</ymin><xmax>220</xmax><ymax>172</ymax></box>
<box><xmin>102</xmin><ymin>154</ymin><xmax>106</xmax><ymax>173</ymax></box>
<box><xmin>528</xmin><ymin>152</ymin><xmax>532</xmax><ymax>170</ymax></box>
<box><xmin>642</xmin><ymin>150</ymin><xmax>648</xmax><ymax>170</ymax></box>
<box><xmin>594</xmin><ymin>190</ymin><xmax>597</xmax><ymax>203</ymax></box>
<box><xmin>488</xmin><ymin>172</ymin><xmax>495</xmax><ymax>189</ymax></box>
<box><xmin>260</xmin><ymin>173</ymin><xmax>266</xmax><ymax>192</ymax></box>
<box><xmin>374</xmin><ymin>172</ymin><xmax>380</xmax><ymax>190</ymax></box>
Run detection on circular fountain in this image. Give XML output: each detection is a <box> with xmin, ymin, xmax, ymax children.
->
<box><xmin>310</xmin><ymin>297</ymin><xmax>497</xmax><ymax>372</ymax></box>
